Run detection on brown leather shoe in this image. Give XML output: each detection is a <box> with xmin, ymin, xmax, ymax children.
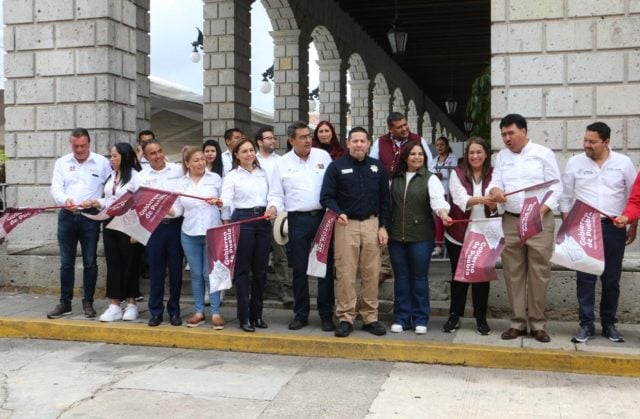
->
<box><xmin>530</xmin><ymin>329</ymin><xmax>551</xmax><ymax>343</ymax></box>
<box><xmin>500</xmin><ymin>328</ymin><xmax>527</xmax><ymax>340</ymax></box>
<box><xmin>211</xmin><ymin>314</ymin><xmax>225</xmax><ymax>330</ymax></box>
<box><xmin>186</xmin><ymin>312</ymin><xmax>205</xmax><ymax>328</ymax></box>
<box><xmin>82</xmin><ymin>301</ymin><xmax>96</xmax><ymax>318</ymax></box>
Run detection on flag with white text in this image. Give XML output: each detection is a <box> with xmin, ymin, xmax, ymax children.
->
<box><xmin>454</xmin><ymin>218</ymin><xmax>504</xmax><ymax>283</ymax></box>
<box><xmin>307</xmin><ymin>209</ymin><xmax>338</xmax><ymax>278</ymax></box>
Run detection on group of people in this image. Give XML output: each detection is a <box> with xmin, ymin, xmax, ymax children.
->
<box><xmin>45</xmin><ymin>111</ymin><xmax>640</xmax><ymax>343</ymax></box>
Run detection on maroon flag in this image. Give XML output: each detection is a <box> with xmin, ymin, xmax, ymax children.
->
<box><xmin>518</xmin><ymin>189</ymin><xmax>552</xmax><ymax>245</ymax></box>
<box><xmin>0</xmin><ymin>208</ymin><xmax>46</xmax><ymax>239</ymax></box>
<box><xmin>206</xmin><ymin>223</ymin><xmax>241</xmax><ymax>292</ymax></box>
<box><xmin>82</xmin><ymin>191</ymin><xmax>135</xmax><ymax>221</ymax></box>
<box><xmin>550</xmin><ymin>200</ymin><xmax>604</xmax><ymax>276</ymax></box>
<box><xmin>106</xmin><ymin>187</ymin><xmax>178</xmax><ymax>245</ymax></box>
<box><xmin>307</xmin><ymin>209</ymin><xmax>338</xmax><ymax>277</ymax></box>
<box><xmin>454</xmin><ymin>218</ymin><xmax>505</xmax><ymax>283</ymax></box>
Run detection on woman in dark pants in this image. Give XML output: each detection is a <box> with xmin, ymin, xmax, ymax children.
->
<box><xmin>443</xmin><ymin>137</ymin><xmax>497</xmax><ymax>335</ymax></box>
<box><xmin>86</xmin><ymin>143</ymin><xmax>143</xmax><ymax>322</ymax></box>
<box><xmin>220</xmin><ymin>138</ymin><xmax>280</xmax><ymax>332</ymax></box>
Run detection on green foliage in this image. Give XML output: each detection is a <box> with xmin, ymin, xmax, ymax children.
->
<box><xmin>465</xmin><ymin>65</ymin><xmax>491</xmax><ymax>147</ymax></box>
<box><xmin>0</xmin><ymin>147</ymin><xmax>5</xmax><ymax>184</ymax></box>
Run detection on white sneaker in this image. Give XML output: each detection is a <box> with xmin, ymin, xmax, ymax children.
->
<box><xmin>390</xmin><ymin>324</ymin><xmax>404</xmax><ymax>333</ymax></box>
<box><xmin>415</xmin><ymin>326</ymin><xmax>428</xmax><ymax>335</ymax></box>
<box><xmin>99</xmin><ymin>304</ymin><xmax>123</xmax><ymax>322</ymax></box>
<box><xmin>122</xmin><ymin>304</ymin><xmax>139</xmax><ymax>321</ymax></box>
<box><xmin>431</xmin><ymin>247</ymin><xmax>443</xmax><ymax>257</ymax></box>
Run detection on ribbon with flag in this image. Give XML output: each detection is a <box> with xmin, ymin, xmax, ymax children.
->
<box><xmin>550</xmin><ymin>199</ymin><xmax>605</xmax><ymax>276</ymax></box>
<box><xmin>106</xmin><ymin>186</ymin><xmax>178</xmax><ymax>245</ymax></box>
<box><xmin>503</xmin><ymin>179</ymin><xmax>558</xmax><ymax>245</ymax></box>
<box><xmin>206</xmin><ymin>215</ymin><xmax>268</xmax><ymax>292</ymax></box>
<box><xmin>0</xmin><ymin>207</ymin><xmax>46</xmax><ymax>239</ymax></box>
<box><xmin>82</xmin><ymin>191</ymin><xmax>136</xmax><ymax>221</ymax></box>
<box><xmin>307</xmin><ymin>209</ymin><xmax>338</xmax><ymax>277</ymax></box>
<box><xmin>454</xmin><ymin>218</ymin><xmax>505</xmax><ymax>283</ymax></box>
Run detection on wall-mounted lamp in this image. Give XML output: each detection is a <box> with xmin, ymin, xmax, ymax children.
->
<box><xmin>308</xmin><ymin>87</ymin><xmax>320</xmax><ymax>112</ymax></box>
<box><xmin>260</xmin><ymin>65</ymin><xmax>274</xmax><ymax>94</ymax></box>
<box><xmin>190</xmin><ymin>28</ymin><xmax>203</xmax><ymax>63</ymax></box>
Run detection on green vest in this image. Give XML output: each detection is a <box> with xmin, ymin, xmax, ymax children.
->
<box><xmin>389</xmin><ymin>167</ymin><xmax>435</xmax><ymax>242</ymax></box>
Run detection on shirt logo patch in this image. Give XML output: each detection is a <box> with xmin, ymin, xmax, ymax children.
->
<box><xmin>370</xmin><ymin>165</ymin><xmax>378</xmax><ymax>173</ymax></box>
<box><xmin>69</xmin><ymin>166</ymin><xmax>76</xmax><ymax>172</ymax></box>
<box><xmin>341</xmin><ymin>168</ymin><xmax>353</xmax><ymax>174</ymax></box>
<box><xmin>317</xmin><ymin>163</ymin><xmax>324</xmax><ymax>169</ymax></box>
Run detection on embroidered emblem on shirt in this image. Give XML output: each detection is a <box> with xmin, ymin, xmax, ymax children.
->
<box><xmin>69</xmin><ymin>166</ymin><xmax>76</xmax><ymax>172</ymax></box>
<box><xmin>370</xmin><ymin>165</ymin><xmax>378</xmax><ymax>173</ymax></box>
<box><xmin>317</xmin><ymin>163</ymin><xmax>324</xmax><ymax>169</ymax></box>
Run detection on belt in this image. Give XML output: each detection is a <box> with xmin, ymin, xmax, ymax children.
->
<box><xmin>504</xmin><ymin>211</ymin><xmax>520</xmax><ymax>218</ymax></box>
<box><xmin>236</xmin><ymin>206</ymin><xmax>267</xmax><ymax>215</ymax></box>
<box><xmin>160</xmin><ymin>217</ymin><xmax>183</xmax><ymax>225</ymax></box>
<box><xmin>289</xmin><ymin>209</ymin><xmax>323</xmax><ymax>217</ymax></box>
<box><xmin>347</xmin><ymin>214</ymin><xmax>376</xmax><ymax>221</ymax></box>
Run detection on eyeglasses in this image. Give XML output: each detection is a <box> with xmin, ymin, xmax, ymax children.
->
<box><xmin>261</xmin><ymin>136</ymin><xmax>276</xmax><ymax>141</ymax></box>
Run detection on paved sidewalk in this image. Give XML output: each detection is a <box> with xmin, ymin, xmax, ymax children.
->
<box><xmin>1</xmin><ymin>290</ymin><xmax>639</xmax><ymax>377</ymax></box>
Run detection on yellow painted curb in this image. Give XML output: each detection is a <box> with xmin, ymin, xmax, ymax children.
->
<box><xmin>1</xmin><ymin>316</ymin><xmax>639</xmax><ymax>378</ymax></box>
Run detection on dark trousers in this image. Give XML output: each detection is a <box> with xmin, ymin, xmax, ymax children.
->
<box><xmin>146</xmin><ymin>220</ymin><xmax>183</xmax><ymax>318</ymax></box>
<box><xmin>103</xmin><ymin>223</ymin><xmax>143</xmax><ymax>300</ymax></box>
<box><xmin>232</xmin><ymin>210</ymin><xmax>271</xmax><ymax>323</ymax></box>
<box><xmin>57</xmin><ymin>210</ymin><xmax>100</xmax><ymax>304</ymax></box>
<box><xmin>445</xmin><ymin>238</ymin><xmax>490</xmax><ymax>320</ymax></box>
<box><xmin>288</xmin><ymin>212</ymin><xmax>335</xmax><ymax>322</ymax></box>
<box><xmin>577</xmin><ymin>222</ymin><xmax>626</xmax><ymax>329</ymax></box>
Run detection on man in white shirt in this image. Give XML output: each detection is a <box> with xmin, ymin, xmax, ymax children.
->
<box><xmin>488</xmin><ymin>114</ymin><xmax>562</xmax><ymax>343</ymax></box>
<box><xmin>135</xmin><ymin>139</ymin><xmax>185</xmax><ymax>327</ymax></box>
<box><xmin>136</xmin><ymin>130</ymin><xmax>155</xmax><ymax>167</ymax></box>
<box><xmin>255</xmin><ymin>127</ymin><xmax>293</xmax><ymax>305</ymax></box>
<box><xmin>272</xmin><ymin>121</ymin><xmax>335</xmax><ymax>331</ymax></box>
<box><xmin>221</xmin><ymin>128</ymin><xmax>245</xmax><ymax>175</ymax></box>
<box><xmin>559</xmin><ymin>122</ymin><xmax>637</xmax><ymax>343</ymax></box>
<box><xmin>48</xmin><ymin>128</ymin><xmax>111</xmax><ymax>319</ymax></box>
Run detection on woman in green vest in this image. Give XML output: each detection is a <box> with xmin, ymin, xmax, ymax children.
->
<box><xmin>388</xmin><ymin>142</ymin><xmax>452</xmax><ymax>335</ymax></box>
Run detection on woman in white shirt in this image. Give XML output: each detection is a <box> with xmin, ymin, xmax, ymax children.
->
<box><xmin>429</xmin><ymin>136</ymin><xmax>459</xmax><ymax>257</ymax></box>
<box><xmin>443</xmin><ymin>137</ymin><xmax>497</xmax><ymax>335</ymax></box>
<box><xmin>177</xmin><ymin>146</ymin><xmax>225</xmax><ymax>329</ymax></box>
<box><xmin>220</xmin><ymin>138</ymin><xmax>280</xmax><ymax>332</ymax></box>
<box><xmin>85</xmin><ymin>143</ymin><xmax>143</xmax><ymax>322</ymax></box>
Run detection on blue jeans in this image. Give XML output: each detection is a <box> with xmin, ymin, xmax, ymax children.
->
<box><xmin>181</xmin><ymin>233</ymin><xmax>221</xmax><ymax>315</ymax></box>
<box><xmin>57</xmin><ymin>210</ymin><xmax>100</xmax><ymax>304</ymax></box>
<box><xmin>288</xmin><ymin>211</ymin><xmax>335</xmax><ymax>321</ymax></box>
<box><xmin>576</xmin><ymin>222</ymin><xmax>626</xmax><ymax>329</ymax></box>
<box><xmin>146</xmin><ymin>220</ymin><xmax>183</xmax><ymax>318</ymax></box>
<box><xmin>388</xmin><ymin>239</ymin><xmax>433</xmax><ymax>327</ymax></box>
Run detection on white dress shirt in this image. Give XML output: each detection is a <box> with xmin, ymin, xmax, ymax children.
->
<box><xmin>429</xmin><ymin>153</ymin><xmax>459</xmax><ymax>195</ymax></box>
<box><xmin>559</xmin><ymin>150</ymin><xmax>636</xmax><ymax>217</ymax></box>
<box><xmin>221</xmin><ymin>150</ymin><xmax>233</xmax><ymax>175</ymax></box>
<box><xmin>370</xmin><ymin>136</ymin><xmax>434</xmax><ymax>165</ymax></box>
<box><xmin>134</xmin><ymin>162</ymin><xmax>184</xmax><ymax>218</ymax></box>
<box><xmin>487</xmin><ymin>141</ymin><xmax>562</xmax><ymax>213</ymax></box>
<box><xmin>447</xmin><ymin>170</ymin><xmax>485</xmax><ymax>246</ymax></box>
<box><xmin>50</xmin><ymin>152</ymin><xmax>111</xmax><ymax>205</ymax></box>
<box><xmin>220</xmin><ymin>166</ymin><xmax>282</xmax><ymax>220</ymax></box>
<box><xmin>175</xmin><ymin>171</ymin><xmax>223</xmax><ymax>236</ymax></box>
<box><xmin>256</xmin><ymin>151</ymin><xmax>281</xmax><ymax>179</ymax></box>
<box><xmin>97</xmin><ymin>170</ymin><xmax>138</xmax><ymax>209</ymax></box>
<box><xmin>272</xmin><ymin>148</ymin><xmax>332</xmax><ymax>212</ymax></box>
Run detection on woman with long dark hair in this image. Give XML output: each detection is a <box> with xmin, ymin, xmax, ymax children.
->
<box><xmin>443</xmin><ymin>137</ymin><xmax>496</xmax><ymax>335</ymax></box>
<box><xmin>203</xmin><ymin>139</ymin><xmax>223</xmax><ymax>177</ymax></box>
<box><xmin>220</xmin><ymin>138</ymin><xmax>281</xmax><ymax>332</ymax></box>
<box><xmin>388</xmin><ymin>141</ymin><xmax>451</xmax><ymax>335</ymax></box>
<box><xmin>312</xmin><ymin>120</ymin><xmax>345</xmax><ymax>160</ymax></box>
<box><xmin>89</xmin><ymin>142</ymin><xmax>143</xmax><ymax>322</ymax></box>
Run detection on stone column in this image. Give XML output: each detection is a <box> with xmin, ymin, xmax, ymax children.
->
<box><xmin>491</xmin><ymin>1</ymin><xmax>640</xmax><ymax>168</ymax></box>
<box><xmin>270</xmin><ymin>29</ymin><xmax>309</xmax><ymax>149</ymax></box>
<box><xmin>135</xmin><ymin>0</ymin><xmax>151</xmax><ymax>132</ymax></box>
<box><xmin>372</xmin><ymin>94</ymin><xmax>390</xmax><ymax>139</ymax></box>
<box><xmin>317</xmin><ymin>58</ymin><xmax>346</xmax><ymax>139</ymax></box>
<box><xmin>349</xmin><ymin>79</ymin><xmax>370</xmax><ymax>132</ymax></box>
<box><xmin>2</xmin><ymin>0</ymin><xmax>139</xmax><ymax>286</ymax></box>
<box><xmin>203</xmin><ymin>0</ymin><xmax>252</xmax><ymax>138</ymax></box>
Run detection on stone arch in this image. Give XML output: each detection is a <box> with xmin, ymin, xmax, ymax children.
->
<box><xmin>407</xmin><ymin>100</ymin><xmax>418</xmax><ymax>134</ymax></box>
<box><xmin>392</xmin><ymin>88</ymin><xmax>406</xmax><ymax>114</ymax></box>
<box><xmin>261</xmin><ymin>0</ymin><xmax>299</xmax><ymax>31</ymax></box>
<box><xmin>435</xmin><ymin>121</ymin><xmax>442</xmax><ymax>138</ymax></box>
<box><xmin>347</xmin><ymin>53</ymin><xmax>370</xmax><ymax>132</ymax></box>
<box><xmin>422</xmin><ymin>112</ymin><xmax>433</xmax><ymax>143</ymax></box>
<box><xmin>372</xmin><ymin>73</ymin><xmax>390</xmax><ymax>139</ymax></box>
<box><xmin>310</xmin><ymin>25</ymin><xmax>344</xmax><ymax>137</ymax></box>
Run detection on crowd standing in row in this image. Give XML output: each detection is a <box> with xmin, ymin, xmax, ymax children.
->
<box><xmin>45</xmin><ymin>112</ymin><xmax>640</xmax><ymax>343</ymax></box>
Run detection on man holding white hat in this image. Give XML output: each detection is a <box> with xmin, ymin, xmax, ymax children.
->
<box><xmin>271</xmin><ymin>121</ymin><xmax>335</xmax><ymax>331</ymax></box>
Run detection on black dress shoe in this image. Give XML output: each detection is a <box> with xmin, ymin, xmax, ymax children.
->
<box><xmin>334</xmin><ymin>321</ymin><xmax>353</xmax><ymax>338</ymax></box>
<box><xmin>288</xmin><ymin>318</ymin><xmax>309</xmax><ymax>330</ymax></box>
<box><xmin>321</xmin><ymin>317</ymin><xmax>335</xmax><ymax>332</ymax></box>
<box><xmin>240</xmin><ymin>322</ymin><xmax>255</xmax><ymax>332</ymax></box>
<box><xmin>169</xmin><ymin>315</ymin><xmax>182</xmax><ymax>326</ymax></box>
<box><xmin>252</xmin><ymin>318</ymin><xmax>268</xmax><ymax>328</ymax></box>
<box><xmin>148</xmin><ymin>316</ymin><xmax>162</xmax><ymax>327</ymax></box>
